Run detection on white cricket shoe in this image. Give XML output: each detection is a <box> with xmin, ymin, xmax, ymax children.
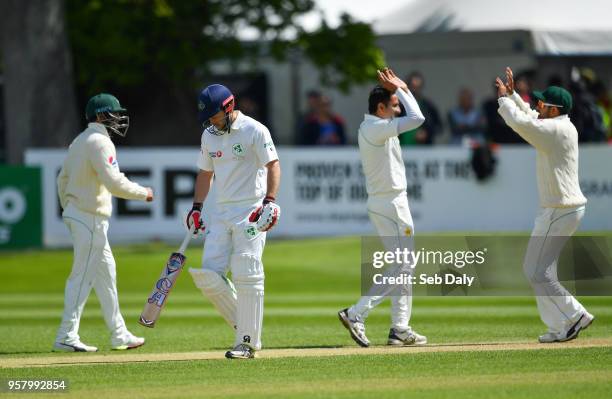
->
<box><xmin>225</xmin><ymin>344</ymin><xmax>256</xmax><ymax>359</ymax></box>
<box><xmin>338</xmin><ymin>308</ymin><xmax>370</xmax><ymax>347</ymax></box>
<box><xmin>53</xmin><ymin>341</ymin><xmax>98</xmax><ymax>352</ymax></box>
<box><xmin>538</xmin><ymin>312</ymin><xmax>595</xmax><ymax>343</ymax></box>
<box><xmin>111</xmin><ymin>334</ymin><xmax>145</xmax><ymax>351</ymax></box>
<box><xmin>538</xmin><ymin>332</ymin><xmax>564</xmax><ymax>343</ymax></box>
<box><xmin>387</xmin><ymin>328</ymin><xmax>428</xmax><ymax>346</ymax></box>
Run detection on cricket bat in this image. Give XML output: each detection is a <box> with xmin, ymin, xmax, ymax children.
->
<box><xmin>138</xmin><ymin>228</ymin><xmax>194</xmax><ymax>328</ymax></box>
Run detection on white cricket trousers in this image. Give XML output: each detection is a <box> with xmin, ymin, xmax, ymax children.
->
<box><xmin>523</xmin><ymin>205</ymin><xmax>587</xmax><ymax>334</ymax></box>
<box><xmin>350</xmin><ymin>192</ymin><xmax>414</xmax><ymax>331</ymax></box>
<box><xmin>191</xmin><ymin>200</ymin><xmax>266</xmax><ymax>350</ymax></box>
<box><xmin>55</xmin><ymin>204</ymin><xmax>130</xmax><ymax>345</ymax></box>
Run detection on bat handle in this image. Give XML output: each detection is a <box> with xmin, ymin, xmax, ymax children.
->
<box><xmin>178</xmin><ymin>225</ymin><xmax>196</xmax><ymax>254</ymax></box>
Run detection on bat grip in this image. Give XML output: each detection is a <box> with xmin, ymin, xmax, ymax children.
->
<box><xmin>178</xmin><ymin>225</ymin><xmax>196</xmax><ymax>254</ymax></box>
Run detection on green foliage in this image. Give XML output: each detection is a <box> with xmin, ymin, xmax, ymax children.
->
<box><xmin>299</xmin><ymin>14</ymin><xmax>386</xmax><ymax>92</ymax></box>
<box><xmin>65</xmin><ymin>0</ymin><xmax>384</xmax><ymax>92</ymax></box>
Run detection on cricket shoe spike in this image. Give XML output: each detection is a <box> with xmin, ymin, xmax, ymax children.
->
<box><xmin>112</xmin><ymin>334</ymin><xmax>145</xmax><ymax>350</ymax></box>
<box><xmin>387</xmin><ymin>328</ymin><xmax>427</xmax><ymax>346</ymax></box>
<box><xmin>337</xmin><ymin>308</ymin><xmax>370</xmax><ymax>347</ymax></box>
<box><xmin>53</xmin><ymin>341</ymin><xmax>98</xmax><ymax>352</ymax></box>
<box><xmin>225</xmin><ymin>343</ymin><xmax>256</xmax><ymax>359</ymax></box>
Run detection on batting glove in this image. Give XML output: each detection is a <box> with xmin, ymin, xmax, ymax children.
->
<box><xmin>249</xmin><ymin>196</ymin><xmax>281</xmax><ymax>232</ymax></box>
<box><xmin>186</xmin><ymin>202</ymin><xmax>204</xmax><ymax>237</ymax></box>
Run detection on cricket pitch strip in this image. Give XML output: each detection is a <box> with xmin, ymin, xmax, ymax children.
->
<box><xmin>2</xmin><ymin>338</ymin><xmax>611</xmax><ymax>369</ymax></box>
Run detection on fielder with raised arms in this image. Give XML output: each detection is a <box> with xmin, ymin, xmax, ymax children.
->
<box><xmin>187</xmin><ymin>84</ymin><xmax>280</xmax><ymax>359</ymax></box>
<box><xmin>496</xmin><ymin>67</ymin><xmax>594</xmax><ymax>343</ymax></box>
<box><xmin>338</xmin><ymin>68</ymin><xmax>427</xmax><ymax>347</ymax></box>
<box><xmin>54</xmin><ymin>94</ymin><xmax>154</xmax><ymax>352</ymax></box>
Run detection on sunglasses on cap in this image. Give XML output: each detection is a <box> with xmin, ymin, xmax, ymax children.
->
<box><xmin>537</xmin><ymin>100</ymin><xmax>564</xmax><ymax>108</ymax></box>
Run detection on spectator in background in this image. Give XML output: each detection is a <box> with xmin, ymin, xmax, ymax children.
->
<box><xmin>399</xmin><ymin>71</ymin><xmax>442</xmax><ymax>145</ymax></box>
<box><xmin>448</xmin><ymin>88</ymin><xmax>486</xmax><ymax>145</ymax></box>
<box><xmin>515</xmin><ymin>74</ymin><xmax>534</xmax><ymax>106</ymax></box>
<box><xmin>299</xmin><ymin>94</ymin><xmax>346</xmax><ymax>145</ymax></box>
<box><xmin>569</xmin><ymin>68</ymin><xmax>606</xmax><ymax>143</ymax></box>
<box><xmin>0</xmin><ymin>87</ymin><xmax>4</xmax><ymax>162</ymax></box>
<box><xmin>304</xmin><ymin>90</ymin><xmax>322</xmax><ymax>118</ymax></box>
<box><xmin>296</xmin><ymin>90</ymin><xmax>321</xmax><ymax>142</ymax></box>
<box><xmin>547</xmin><ymin>74</ymin><xmax>564</xmax><ymax>88</ymax></box>
<box><xmin>482</xmin><ymin>80</ymin><xmax>526</xmax><ymax>144</ymax></box>
<box><xmin>591</xmin><ymin>80</ymin><xmax>612</xmax><ymax>142</ymax></box>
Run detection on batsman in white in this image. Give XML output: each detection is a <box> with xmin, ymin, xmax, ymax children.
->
<box><xmin>187</xmin><ymin>84</ymin><xmax>280</xmax><ymax>359</ymax></box>
<box><xmin>496</xmin><ymin>67</ymin><xmax>594</xmax><ymax>343</ymax></box>
<box><xmin>54</xmin><ymin>94</ymin><xmax>154</xmax><ymax>352</ymax></box>
<box><xmin>338</xmin><ymin>68</ymin><xmax>427</xmax><ymax>347</ymax></box>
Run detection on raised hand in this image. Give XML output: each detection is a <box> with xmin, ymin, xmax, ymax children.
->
<box><xmin>377</xmin><ymin>68</ymin><xmax>397</xmax><ymax>92</ymax></box>
<box><xmin>386</xmin><ymin>68</ymin><xmax>409</xmax><ymax>92</ymax></box>
<box><xmin>495</xmin><ymin>77</ymin><xmax>507</xmax><ymax>98</ymax></box>
<box><xmin>505</xmin><ymin>67</ymin><xmax>515</xmax><ymax>95</ymax></box>
<box><xmin>377</xmin><ymin>68</ymin><xmax>408</xmax><ymax>92</ymax></box>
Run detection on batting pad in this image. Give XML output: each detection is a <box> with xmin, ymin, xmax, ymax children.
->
<box><xmin>231</xmin><ymin>254</ymin><xmax>264</xmax><ymax>350</ymax></box>
<box><xmin>189</xmin><ymin>268</ymin><xmax>237</xmax><ymax>329</ymax></box>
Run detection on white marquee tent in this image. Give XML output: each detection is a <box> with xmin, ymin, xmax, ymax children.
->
<box><xmin>374</xmin><ymin>0</ymin><xmax>612</xmax><ymax>55</ymax></box>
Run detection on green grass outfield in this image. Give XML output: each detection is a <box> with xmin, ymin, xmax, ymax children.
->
<box><xmin>1</xmin><ymin>236</ymin><xmax>611</xmax><ymax>398</ymax></box>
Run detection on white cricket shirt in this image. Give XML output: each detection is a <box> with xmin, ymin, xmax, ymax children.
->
<box><xmin>57</xmin><ymin>123</ymin><xmax>149</xmax><ymax>218</ymax></box>
<box><xmin>358</xmin><ymin>89</ymin><xmax>425</xmax><ymax>197</ymax></box>
<box><xmin>197</xmin><ymin>111</ymin><xmax>278</xmax><ymax>204</ymax></box>
<box><xmin>498</xmin><ymin>93</ymin><xmax>587</xmax><ymax>208</ymax></box>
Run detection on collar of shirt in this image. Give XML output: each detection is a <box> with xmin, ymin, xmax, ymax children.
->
<box><xmin>364</xmin><ymin>114</ymin><xmax>383</xmax><ymax>121</ymax></box>
<box><xmin>230</xmin><ymin>111</ymin><xmax>246</xmax><ymax>131</ymax></box>
<box><xmin>88</xmin><ymin>122</ymin><xmax>110</xmax><ymax>137</ymax></box>
<box><xmin>552</xmin><ymin>114</ymin><xmax>569</xmax><ymax>121</ymax></box>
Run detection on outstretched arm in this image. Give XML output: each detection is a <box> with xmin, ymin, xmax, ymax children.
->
<box><xmin>89</xmin><ymin>137</ymin><xmax>151</xmax><ymax>201</ymax></box>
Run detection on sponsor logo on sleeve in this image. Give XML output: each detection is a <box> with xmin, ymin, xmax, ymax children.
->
<box><xmin>108</xmin><ymin>156</ymin><xmax>118</xmax><ymax>168</ymax></box>
<box><xmin>209</xmin><ymin>151</ymin><xmax>223</xmax><ymax>158</ymax></box>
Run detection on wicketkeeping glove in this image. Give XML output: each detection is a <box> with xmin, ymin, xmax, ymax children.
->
<box><xmin>249</xmin><ymin>196</ymin><xmax>281</xmax><ymax>232</ymax></box>
<box><xmin>186</xmin><ymin>202</ymin><xmax>205</xmax><ymax>237</ymax></box>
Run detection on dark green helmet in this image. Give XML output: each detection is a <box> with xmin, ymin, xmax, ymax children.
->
<box><xmin>85</xmin><ymin>93</ymin><xmax>130</xmax><ymax>136</ymax></box>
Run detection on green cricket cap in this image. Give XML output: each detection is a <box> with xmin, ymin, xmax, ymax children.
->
<box><xmin>85</xmin><ymin>93</ymin><xmax>126</xmax><ymax>120</ymax></box>
<box><xmin>532</xmin><ymin>86</ymin><xmax>573</xmax><ymax>113</ymax></box>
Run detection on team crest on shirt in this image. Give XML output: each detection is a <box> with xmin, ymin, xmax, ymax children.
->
<box><xmin>244</xmin><ymin>225</ymin><xmax>258</xmax><ymax>239</ymax></box>
<box><xmin>232</xmin><ymin>143</ymin><xmax>245</xmax><ymax>158</ymax></box>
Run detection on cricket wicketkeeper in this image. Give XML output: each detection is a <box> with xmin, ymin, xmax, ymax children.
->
<box><xmin>496</xmin><ymin>67</ymin><xmax>594</xmax><ymax>343</ymax></box>
<box><xmin>187</xmin><ymin>84</ymin><xmax>280</xmax><ymax>359</ymax></box>
<box><xmin>54</xmin><ymin>94</ymin><xmax>154</xmax><ymax>352</ymax></box>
